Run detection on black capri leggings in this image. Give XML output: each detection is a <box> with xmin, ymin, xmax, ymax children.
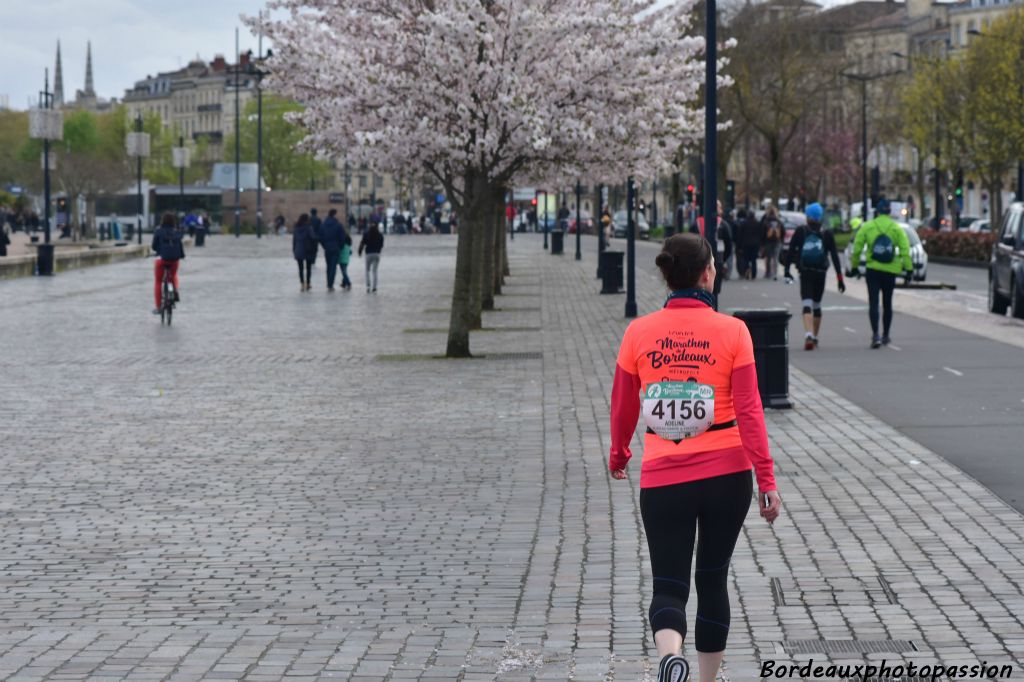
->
<box><xmin>640</xmin><ymin>470</ymin><xmax>753</xmax><ymax>653</ymax></box>
<box><xmin>296</xmin><ymin>258</ymin><xmax>313</xmax><ymax>285</ymax></box>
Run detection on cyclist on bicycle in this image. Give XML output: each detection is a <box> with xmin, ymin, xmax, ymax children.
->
<box><xmin>151</xmin><ymin>212</ymin><xmax>185</xmax><ymax>314</ymax></box>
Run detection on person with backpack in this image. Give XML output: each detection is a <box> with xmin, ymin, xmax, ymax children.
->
<box><xmin>339</xmin><ymin>232</ymin><xmax>353</xmax><ymax>291</ymax></box>
<box><xmin>850</xmin><ymin>199</ymin><xmax>913</xmax><ymax>348</ymax></box>
<box><xmin>292</xmin><ymin>214</ymin><xmax>318</xmax><ymax>292</ymax></box>
<box><xmin>761</xmin><ymin>204</ymin><xmax>783</xmax><ymax>280</ymax></box>
<box><xmin>150</xmin><ymin>213</ymin><xmax>185</xmax><ymax>314</ymax></box>
<box><xmin>784</xmin><ymin>203</ymin><xmax>845</xmax><ymax>350</ymax></box>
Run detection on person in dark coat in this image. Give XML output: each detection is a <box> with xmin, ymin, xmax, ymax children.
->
<box><xmin>358</xmin><ymin>223</ymin><xmax>385</xmax><ymax>293</ymax></box>
<box><xmin>735</xmin><ymin>209</ymin><xmax>765</xmax><ymax>280</ymax></box>
<box><xmin>292</xmin><ymin>214</ymin><xmax>318</xmax><ymax>291</ymax></box>
<box><xmin>318</xmin><ymin>208</ymin><xmax>348</xmax><ymax>291</ymax></box>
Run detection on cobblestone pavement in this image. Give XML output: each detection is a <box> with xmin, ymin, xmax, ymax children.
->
<box><xmin>0</xmin><ymin>234</ymin><xmax>1022</xmax><ymax>680</ymax></box>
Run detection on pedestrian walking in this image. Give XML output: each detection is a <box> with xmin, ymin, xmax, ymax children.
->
<box><xmin>274</xmin><ymin>214</ymin><xmax>286</xmax><ymax>236</ymax></box>
<box><xmin>783</xmin><ymin>203</ymin><xmax>845</xmax><ymax>350</ymax></box>
<box><xmin>309</xmin><ymin>207</ymin><xmax>322</xmax><ymax>236</ymax></box>
<box><xmin>339</xmin><ymin>233</ymin><xmax>353</xmax><ymax>290</ymax></box>
<box><xmin>318</xmin><ymin>208</ymin><xmax>348</xmax><ymax>292</ymax></box>
<box><xmin>609</xmin><ymin>232</ymin><xmax>780</xmax><ymax>682</ymax></box>
<box><xmin>735</xmin><ymin>209</ymin><xmax>764</xmax><ymax>279</ymax></box>
<box><xmin>761</xmin><ymin>204</ymin><xmax>783</xmax><ymax>280</ymax></box>
<box><xmin>358</xmin><ymin>223</ymin><xmax>384</xmax><ymax>293</ymax></box>
<box><xmin>292</xmin><ymin>214</ymin><xmax>318</xmax><ymax>292</ymax></box>
<box><xmin>849</xmin><ymin>199</ymin><xmax>913</xmax><ymax>348</ymax></box>
<box><xmin>695</xmin><ymin>200</ymin><xmax>732</xmax><ymax>289</ymax></box>
<box><xmin>0</xmin><ymin>218</ymin><xmax>10</xmax><ymax>257</ymax></box>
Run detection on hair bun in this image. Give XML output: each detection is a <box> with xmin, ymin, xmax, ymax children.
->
<box><xmin>655</xmin><ymin>252</ymin><xmax>675</xmax><ymax>268</ymax></box>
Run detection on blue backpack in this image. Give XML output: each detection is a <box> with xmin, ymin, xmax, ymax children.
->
<box><xmin>871</xmin><ymin>229</ymin><xmax>896</xmax><ymax>263</ymax></box>
<box><xmin>800</xmin><ymin>231</ymin><xmax>826</xmax><ymax>269</ymax></box>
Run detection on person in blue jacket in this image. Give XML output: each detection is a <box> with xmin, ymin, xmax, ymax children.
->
<box><xmin>318</xmin><ymin>208</ymin><xmax>349</xmax><ymax>291</ymax></box>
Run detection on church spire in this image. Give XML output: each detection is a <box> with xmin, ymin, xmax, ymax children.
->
<box><xmin>53</xmin><ymin>40</ymin><xmax>64</xmax><ymax>107</ymax></box>
<box><xmin>84</xmin><ymin>41</ymin><xmax>95</xmax><ymax>97</ymax></box>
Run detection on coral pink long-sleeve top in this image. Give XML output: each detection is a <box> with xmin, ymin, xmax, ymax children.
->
<box><xmin>610</xmin><ymin>298</ymin><xmax>777</xmax><ymax>491</ymax></box>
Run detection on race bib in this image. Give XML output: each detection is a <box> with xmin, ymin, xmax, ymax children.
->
<box><xmin>642</xmin><ymin>382</ymin><xmax>715</xmax><ymax>442</ymax></box>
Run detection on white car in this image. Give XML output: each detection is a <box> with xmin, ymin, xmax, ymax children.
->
<box><xmin>845</xmin><ymin>221</ymin><xmax>928</xmax><ymax>282</ymax></box>
<box><xmin>968</xmin><ymin>218</ymin><xmax>991</xmax><ymax>233</ymax></box>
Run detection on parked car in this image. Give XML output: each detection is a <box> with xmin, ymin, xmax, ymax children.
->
<box><xmin>845</xmin><ymin>221</ymin><xmax>928</xmax><ymax>282</ymax></box>
<box><xmin>989</xmin><ymin>202</ymin><xmax>1024</xmax><ymax>318</ymax></box>
<box><xmin>778</xmin><ymin>210</ymin><xmax>805</xmax><ymax>247</ymax></box>
<box><xmin>956</xmin><ymin>215</ymin><xmax>981</xmax><ymax>231</ymax></box>
<box><xmin>567</xmin><ymin>210</ymin><xmax>594</xmax><ymax>234</ymax></box>
<box><xmin>922</xmin><ymin>216</ymin><xmax>955</xmax><ymax>231</ymax></box>
<box><xmin>968</xmin><ymin>218</ymin><xmax>991</xmax><ymax>233</ymax></box>
<box><xmin>611</xmin><ymin>210</ymin><xmax>650</xmax><ymax>239</ymax></box>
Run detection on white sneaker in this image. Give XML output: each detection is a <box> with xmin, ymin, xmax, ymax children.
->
<box><xmin>658</xmin><ymin>654</ymin><xmax>689</xmax><ymax>682</ymax></box>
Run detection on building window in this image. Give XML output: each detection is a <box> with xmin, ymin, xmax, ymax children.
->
<box><xmin>359</xmin><ymin>176</ymin><xmax>367</xmax><ymax>189</ymax></box>
<box><xmin>374</xmin><ymin>174</ymin><xmax>383</xmax><ymax>188</ymax></box>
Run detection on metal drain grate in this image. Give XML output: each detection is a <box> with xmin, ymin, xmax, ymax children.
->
<box><xmin>770</xmin><ymin>576</ymin><xmax>898</xmax><ymax>606</ymax></box>
<box><xmin>376</xmin><ymin>351</ymin><xmax>543</xmax><ymax>362</ymax></box>
<box><xmin>479</xmin><ymin>351</ymin><xmax>543</xmax><ymax>361</ymax></box>
<box><xmin>783</xmin><ymin>640</ymin><xmax>918</xmax><ymax>655</ymax></box>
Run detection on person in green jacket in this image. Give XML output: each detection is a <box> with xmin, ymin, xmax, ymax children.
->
<box><xmin>850</xmin><ymin>199</ymin><xmax>914</xmax><ymax>348</ymax></box>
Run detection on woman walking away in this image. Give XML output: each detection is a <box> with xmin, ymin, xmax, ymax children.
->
<box><xmin>358</xmin><ymin>223</ymin><xmax>384</xmax><ymax>293</ymax></box>
<box><xmin>292</xmin><ymin>214</ymin><xmax>317</xmax><ymax>292</ymax></box>
<box><xmin>609</xmin><ymin>233</ymin><xmax>781</xmax><ymax>682</ymax></box>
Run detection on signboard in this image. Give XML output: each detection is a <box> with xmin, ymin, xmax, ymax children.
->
<box><xmin>212</xmin><ymin>163</ymin><xmax>262</xmax><ymax>190</ymax></box>
<box><xmin>40</xmin><ymin>151</ymin><xmax>56</xmax><ymax>170</ymax></box>
<box><xmin>29</xmin><ymin>109</ymin><xmax>63</xmax><ymax>141</ymax></box>
<box><xmin>329</xmin><ymin>192</ymin><xmax>346</xmax><ymax>204</ymax></box>
<box><xmin>126</xmin><ymin>132</ymin><xmax>151</xmax><ymax>158</ymax></box>
<box><xmin>172</xmin><ymin>147</ymin><xmax>191</xmax><ymax>168</ymax></box>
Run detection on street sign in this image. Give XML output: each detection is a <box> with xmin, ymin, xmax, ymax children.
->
<box><xmin>126</xmin><ymin>132</ymin><xmax>151</xmax><ymax>158</ymax></box>
<box><xmin>329</xmin><ymin>192</ymin><xmax>346</xmax><ymax>203</ymax></box>
<box><xmin>29</xmin><ymin>109</ymin><xmax>63</xmax><ymax>140</ymax></box>
<box><xmin>172</xmin><ymin>147</ymin><xmax>191</xmax><ymax>168</ymax></box>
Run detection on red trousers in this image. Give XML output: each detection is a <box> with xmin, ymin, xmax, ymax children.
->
<box><xmin>154</xmin><ymin>259</ymin><xmax>180</xmax><ymax>308</ymax></box>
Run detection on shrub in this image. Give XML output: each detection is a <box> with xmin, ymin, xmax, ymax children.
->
<box><xmin>916</xmin><ymin>228</ymin><xmax>997</xmax><ymax>262</ymax></box>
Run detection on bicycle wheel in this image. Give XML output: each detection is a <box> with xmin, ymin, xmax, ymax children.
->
<box><xmin>162</xmin><ymin>281</ymin><xmax>171</xmax><ymax>326</ymax></box>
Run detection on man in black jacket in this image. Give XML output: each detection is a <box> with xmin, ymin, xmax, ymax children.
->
<box><xmin>318</xmin><ymin>208</ymin><xmax>348</xmax><ymax>292</ymax></box>
<box><xmin>735</xmin><ymin>209</ymin><xmax>765</xmax><ymax>280</ymax></box>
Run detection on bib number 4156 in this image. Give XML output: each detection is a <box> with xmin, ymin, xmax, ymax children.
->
<box><xmin>642</xmin><ymin>382</ymin><xmax>716</xmax><ymax>442</ymax></box>
<box><xmin>649</xmin><ymin>398</ymin><xmax>707</xmax><ymax>421</ymax></box>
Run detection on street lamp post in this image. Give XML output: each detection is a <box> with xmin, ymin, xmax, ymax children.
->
<box><xmin>29</xmin><ymin>69</ymin><xmax>62</xmax><ymax>246</ymax></box>
<box><xmin>842</xmin><ymin>68</ymin><xmax>904</xmax><ymax>220</ymax></box>
<box><xmin>575</xmin><ymin>181</ymin><xmax>582</xmax><ymax>261</ymax></box>
<box><xmin>126</xmin><ymin>114</ymin><xmax>151</xmax><ymax>245</ymax></box>
<box><xmin>596</xmin><ymin>183</ymin><xmax>605</xmax><ymax>278</ymax></box>
<box><xmin>626</xmin><ymin>176</ymin><xmax>637</xmax><ymax>318</ymax></box>
<box><xmin>704</xmin><ymin>0</ymin><xmax>721</xmax><ymax>297</ymax></box>
<box><xmin>508</xmin><ymin>189</ymin><xmax>514</xmax><ymax>242</ymax></box>
<box><xmin>234</xmin><ymin>27</ymin><xmax>241</xmax><ymax>238</ymax></box>
<box><xmin>543</xmin><ymin>189</ymin><xmax>549</xmax><ymax>250</ymax></box>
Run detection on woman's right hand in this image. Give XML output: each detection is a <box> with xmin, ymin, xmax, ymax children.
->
<box><xmin>610</xmin><ymin>468</ymin><xmax>628</xmax><ymax>480</ymax></box>
<box><xmin>760</xmin><ymin>490</ymin><xmax>782</xmax><ymax>525</ymax></box>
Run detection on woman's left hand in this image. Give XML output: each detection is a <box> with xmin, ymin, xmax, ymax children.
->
<box><xmin>611</xmin><ymin>468</ymin><xmax>628</xmax><ymax>480</ymax></box>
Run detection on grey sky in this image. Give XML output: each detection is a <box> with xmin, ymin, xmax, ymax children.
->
<box><xmin>0</xmin><ymin>0</ymin><xmax>269</xmax><ymax>110</ymax></box>
<box><xmin>1</xmin><ymin>0</ymin><xmax>854</xmax><ymax>111</ymax></box>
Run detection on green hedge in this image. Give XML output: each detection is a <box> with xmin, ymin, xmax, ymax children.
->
<box><xmin>917</xmin><ymin>228</ymin><xmax>997</xmax><ymax>262</ymax></box>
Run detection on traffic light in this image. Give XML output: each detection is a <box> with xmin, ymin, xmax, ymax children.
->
<box><xmin>531</xmin><ymin>198</ymin><xmax>537</xmax><ymax>207</ymax></box>
<box><xmin>686</xmin><ymin>184</ymin><xmax>695</xmax><ymax>203</ymax></box>
<box><xmin>725</xmin><ymin>180</ymin><xmax>736</xmax><ymax>212</ymax></box>
<box><xmin>955</xmin><ymin>168</ymin><xmax>964</xmax><ymax>198</ymax></box>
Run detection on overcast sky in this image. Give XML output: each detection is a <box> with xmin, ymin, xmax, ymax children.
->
<box><xmin>0</xmin><ymin>0</ymin><xmax>853</xmax><ymax>111</ymax></box>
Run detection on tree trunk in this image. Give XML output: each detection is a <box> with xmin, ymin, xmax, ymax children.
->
<box><xmin>915</xmin><ymin>151</ymin><xmax>926</xmax><ymax>220</ymax></box>
<box><xmin>481</xmin><ymin>188</ymin><xmax>498</xmax><ymax>311</ymax></box>
<box><xmin>493</xmin><ymin>191</ymin><xmax>505</xmax><ymax>296</ymax></box>
<box><xmin>769</xmin><ymin>138</ymin><xmax>782</xmax><ymax>207</ymax></box>
<box><xmin>446</xmin><ymin>171</ymin><xmax>484</xmax><ymax>358</ymax></box>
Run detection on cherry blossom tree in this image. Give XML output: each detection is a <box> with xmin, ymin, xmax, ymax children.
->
<box><xmin>253</xmin><ymin>0</ymin><xmax>707</xmax><ymax>356</ymax></box>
